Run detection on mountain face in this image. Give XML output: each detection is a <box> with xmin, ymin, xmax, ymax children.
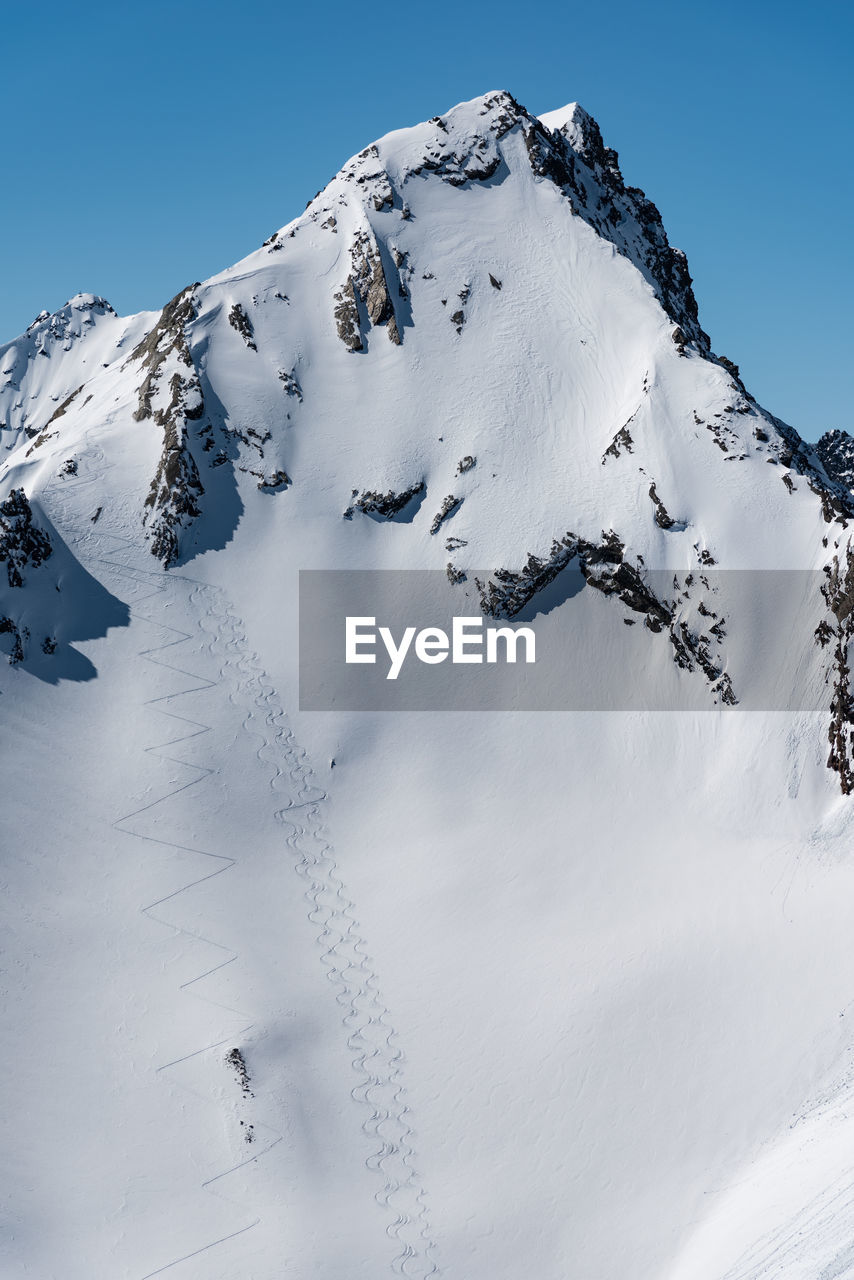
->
<box><xmin>3</xmin><ymin>91</ymin><xmax>854</xmax><ymax>1280</ymax></box>
<box><xmin>3</xmin><ymin>91</ymin><xmax>853</xmax><ymax>774</ymax></box>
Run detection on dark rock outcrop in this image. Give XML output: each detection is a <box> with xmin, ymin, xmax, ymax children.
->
<box><xmin>476</xmin><ymin>528</ymin><xmax>735</xmax><ymax>704</ymax></box>
<box><xmin>333</xmin><ymin>227</ymin><xmax>402</xmax><ymax>351</ymax></box>
<box><xmin>648</xmin><ymin>481</ymin><xmax>680</xmax><ymax>530</ymax></box>
<box><xmin>820</xmin><ymin>548</ymin><xmax>854</xmax><ymax>793</ymax></box>
<box><xmin>0</xmin><ymin>616</ymin><xmax>25</xmax><ymax>664</ymax></box>
<box><xmin>253</xmin><ymin>468</ymin><xmax>290</xmax><ymax>492</ymax></box>
<box><xmin>602</xmin><ymin>422</ymin><xmax>635</xmax><ymax>462</ymax></box>
<box><xmin>0</xmin><ymin>488</ymin><xmax>52</xmax><ymax>587</ymax></box>
<box><xmin>225</xmin><ymin>1047</ymin><xmax>253</xmax><ymax>1097</ymax></box>
<box><xmin>430</xmin><ymin>495</ymin><xmax>462</xmax><ymax>535</ymax></box>
<box><xmin>816</xmin><ymin>430</ymin><xmax>854</xmax><ymax>494</ymax></box>
<box><xmin>278</xmin><ymin>368</ymin><xmax>303</xmax><ymax>401</ymax></box>
<box><xmin>343</xmin><ymin>482</ymin><xmax>424</xmax><ymax>520</ymax></box>
<box><xmin>130</xmin><ymin>286</ymin><xmax>207</xmax><ymax>567</ymax></box>
<box><xmin>228</xmin><ymin>303</ymin><xmax>257</xmax><ymax>351</ymax></box>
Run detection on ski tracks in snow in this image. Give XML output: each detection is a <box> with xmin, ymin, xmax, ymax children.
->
<box><xmin>47</xmin><ymin>437</ymin><xmax>282</xmax><ymax>1273</ymax></box>
<box><xmin>198</xmin><ymin>591</ymin><xmax>441</xmax><ymax>1279</ymax></box>
<box><xmin>67</xmin><ymin>549</ymin><xmax>278</xmax><ymax>1276</ymax></box>
<box><xmin>44</xmin><ymin>434</ymin><xmax>440</xmax><ymax>1278</ymax></box>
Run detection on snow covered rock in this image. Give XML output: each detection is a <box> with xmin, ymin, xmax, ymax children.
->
<box><xmin>816</xmin><ymin>428</ymin><xmax>854</xmax><ymax>493</ymax></box>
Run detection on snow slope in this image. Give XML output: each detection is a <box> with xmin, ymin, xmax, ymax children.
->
<box><xmin>2</xmin><ymin>90</ymin><xmax>854</xmax><ymax>1280</ymax></box>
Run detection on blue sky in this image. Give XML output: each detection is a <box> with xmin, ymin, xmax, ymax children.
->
<box><xmin>1</xmin><ymin>0</ymin><xmax>849</xmax><ymax>439</ymax></box>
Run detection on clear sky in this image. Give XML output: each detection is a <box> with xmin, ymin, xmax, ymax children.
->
<box><xmin>1</xmin><ymin>0</ymin><xmax>849</xmax><ymax>440</ymax></box>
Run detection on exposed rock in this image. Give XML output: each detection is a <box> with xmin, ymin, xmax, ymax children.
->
<box><xmin>430</xmin><ymin>495</ymin><xmax>462</xmax><ymax>534</ymax></box>
<box><xmin>602</xmin><ymin>422</ymin><xmax>634</xmax><ymax>462</ymax></box>
<box><xmin>807</xmin><ymin>476</ymin><xmax>852</xmax><ymax>526</ymax></box>
<box><xmin>365</xmin><ymin>260</ymin><xmax>393</xmax><ymax>327</ymax></box>
<box><xmin>333</xmin><ymin>280</ymin><xmax>363</xmax><ymax>351</ymax></box>
<box><xmin>820</xmin><ymin>548</ymin><xmax>854</xmax><ymax>793</ymax></box>
<box><xmin>233</xmin><ymin>425</ymin><xmax>271</xmax><ymax>460</ymax></box>
<box><xmin>0</xmin><ymin>488</ymin><xmax>52</xmax><ymax>587</ymax></box>
<box><xmin>456</xmin><ymin>455</ymin><xmax>476</xmax><ymax>475</ymax></box>
<box><xmin>701</xmin><ymin>411</ymin><xmax>741</xmax><ymax>455</ymax></box>
<box><xmin>816</xmin><ymin>429</ymin><xmax>854</xmax><ymax>494</ymax></box>
<box><xmin>143</xmin><ymin>421</ymin><xmax>205</xmax><ymax>566</ymax></box>
<box><xmin>476</xmin><ymin>527</ymin><xmax>734</xmax><ymax>703</ymax></box>
<box><xmin>225</xmin><ymin>1047</ymin><xmax>253</xmax><ymax>1098</ymax></box>
<box><xmin>476</xmin><ymin>534</ymin><xmax>582</xmax><ymax>618</ymax></box>
<box><xmin>369</xmin><ymin>171</ymin><xmax>394</xmax><ymax>211</ymax></box>
<box><xmin>759</xmin><ymin>416</ymin><xmax>854</xmax><ymax>522</ymax></box>
<box><xmin>446</xmin><ymin>562</ymin><xmax>466</xmax><ymax>584</ymax></box>
<box><xmin>254</xmin><ymin>469</ymin><xmax>290</xmax><ymax>491</ymax></box>
<box><xmin>648</xmin><ymin>481</ymin><xmax>679</xmax><ymax>530</ymax></box>
<box><xmin>23</xmin><ymin>385</ymin><xmax>86</xmax><ymax>456</ymax></box>
<box><xmin>46</xmin><ymin>384</ymin><xmax>84</xmax><ymax>425</ymax></box>
<box><xmin>228</xmin><ymin>303</ymin><xmax>257</xmax><ymax>351</ymax></box>
<box><xmin>333</xmin><ymin>227</ymin><xmax>403</xmax><ymax>351</ymax></box>
<box><xmin>343</xmin><ymin>481</ymin><xmax>425</xmax><ymax>520</ymax></box>
<box><xmin>335</xmin><ymin>147</ymin><xmax>397</xmax><ymax>213</ymax></box>
<box><xmin>0</xmin><ymin>299</ymin><xmax>112</xmax><ymax>442</ymax></box>
<box><xmin>815</xmin><ymin>618</ymin><xmax>834</xmax><ymax>648</ymax></box>
<box><xmin>130</xmin><ymin>286</ymin><xmax>207</xmax><ymax>567</ymax></box>
<box><xmin>581</xmin><ymin>545</ymin><xmax>672</xmax><ymax>634</ymax></box>
<box><xmin>0</xmin><ymin>616</ymin><xmax>26</xmax><ymax>664</ymax></box>
<box><xmin>278</xmin><ymin>369</ymin><xmax>303</xmax><ymax>401</ymax></box>
<box><xmin>717</xmin><ymin>355</ymin><xmax>743</xmax><ymax>388</ymax></box>
<box><xmin>24</xmin><ymin>429</ymin><xmax>58</xmax><ymax>456</ymax></box>
<box><xmin>129</xmin><ymin>286</ymin><xmax>200</xmax><ymax>421</ymax></box>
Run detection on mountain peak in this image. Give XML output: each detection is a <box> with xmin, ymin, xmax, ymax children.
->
<box><xmin>539</xmin><ymin>101</ymin><xmax>613</xmax><ymax>165</ymax></box>
<box><xmin>26</xmin><ymin>293</ymin><xmax>115</xmax><ymax>334</ymax></box>
<box><xmin>262</xmin><ymin>90</ymin><xmax>710</xmax><ymax>355</ymax></box>
<box><xmin>537</xmin><ymin>99</ymin><xmax>584</xmax><ymax>133</ymax></box>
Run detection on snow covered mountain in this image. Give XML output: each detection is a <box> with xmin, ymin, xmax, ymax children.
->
<box><xmin>3</xmin><ymin>91</ymin><xmax>854</xmax><ymax>1280</ymax></box>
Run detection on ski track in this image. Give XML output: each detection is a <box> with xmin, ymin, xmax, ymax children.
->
<box><xmin>41</xmin><ymin>424</ymin><xmax>441</xmax><ymax>1279</ymax></box>
<box><xmin>720</xmin><ymin>1170</ymin><xmax>854</xmax><ymax>1280</ymax></box>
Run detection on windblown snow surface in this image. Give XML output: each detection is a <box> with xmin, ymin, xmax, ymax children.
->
<box><xmin>3</xmin><ymin>91</ymin><xmax>854</xmax><ymax>1280</ymax></box>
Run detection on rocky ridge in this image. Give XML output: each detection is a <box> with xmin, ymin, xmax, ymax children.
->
<box><xmin>130</xmin><ymin>286</ymin><xmax>207</xmax><ymax>567</ymax></box>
